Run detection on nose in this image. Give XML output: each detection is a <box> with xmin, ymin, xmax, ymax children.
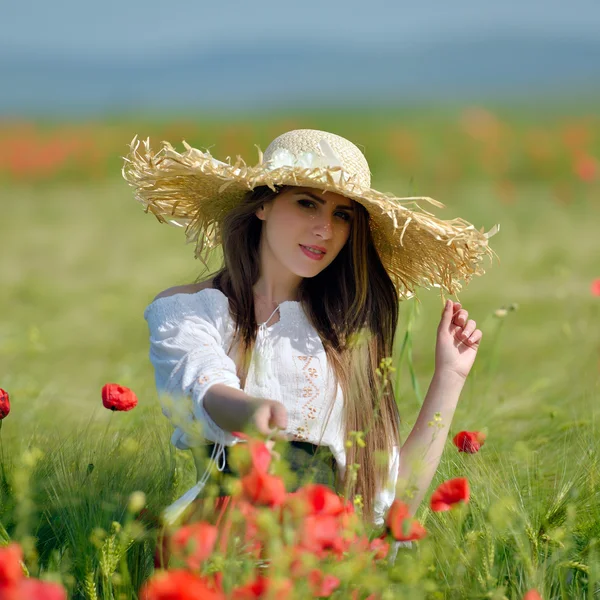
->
<box><xmin>313</xmin><ymin>213</ymin><xmax>334</xmax><ymax>240</ymax></box>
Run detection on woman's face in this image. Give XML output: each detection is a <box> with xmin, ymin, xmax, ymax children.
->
<box><xmin>256</xmin><ymin>186</ymin><xmax>355</xmax><ymax>278</ymax></box>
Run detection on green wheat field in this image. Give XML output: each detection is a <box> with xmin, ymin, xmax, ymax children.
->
<box><xmin>0</xmin><ymin>110</ymin><xmax>599</xmax><ymax>599</ymax></box>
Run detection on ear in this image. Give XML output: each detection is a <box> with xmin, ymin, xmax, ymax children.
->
<box><xmin>255</xmin><ymin>204</ymin><xmax>267</xmax><ymax>221</ymax></box>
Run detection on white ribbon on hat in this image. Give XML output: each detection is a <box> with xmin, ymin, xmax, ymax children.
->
<box><xmin>265</xmin><ymin>139</ymin><xmax>344</xmax><ymax>183</ymax></box>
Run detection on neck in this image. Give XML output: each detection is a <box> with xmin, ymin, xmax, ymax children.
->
<box><xmin>254</xmin><ymin>238</ymin><xmax>302</xmax><ymax>306</ymax></box>
<box><xmin>253</xmin><ymin>276</ymin><xmax>301</xmax><ymax>306</ymax></box>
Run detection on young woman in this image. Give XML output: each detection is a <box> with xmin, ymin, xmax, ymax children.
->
<box><xmin>124</xmin><ymin>129</ymin><xmax>496</xmax><ymax>527</ymax></box>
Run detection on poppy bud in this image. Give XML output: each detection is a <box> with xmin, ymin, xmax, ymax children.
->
<box><xmin>453</xmin><ymin>430</ymin><xmax>486</xmax><ymax>453</ymax></box>
<box><xmin>0</xmin><ymin>388</ymin><xmax>10</xmax><ymax>420</ymax></box>
<box><xmin>385</xmin><ymin>500</ymin><xmax>427</xmax><ymax>542</ymax></box>
<box><xmin>101</xmin><ymin>383</ymin><xmax>138</xmax><ymax>412</ymax></box>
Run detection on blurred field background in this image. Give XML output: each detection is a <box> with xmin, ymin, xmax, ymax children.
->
<box><xmin>1</xmin><ymin>110</ymin><xmax>598</xmax><ymax>421</ymax></box>
<box><xmin>1</xmin><ymin>1</ymin><xmax>600</xmax><ymax>597</ymax></box>
<box><xmin>1</xmin><ymin>109</ymin><xmax>599</xmax><ymax>596</ymax></box>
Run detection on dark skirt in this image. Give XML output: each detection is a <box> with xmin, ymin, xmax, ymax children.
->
<box><xmin>203</xmin><ymin>440</ymin><xmax>337</xmax><ymax>495</ymax></box>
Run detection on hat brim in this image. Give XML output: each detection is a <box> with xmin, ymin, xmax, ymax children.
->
<box><xmin>123</xmin><ymin>137</ymin><xmax>498</xmax><ymax>299</ymax></box>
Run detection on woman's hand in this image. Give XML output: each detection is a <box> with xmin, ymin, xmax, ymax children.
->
<box><xmin>251</xmin><ymin>398</ymin><xmax>289</xmax><ymax>437</ymax></box>
<box><xmin>435</xmin><ymin>300</ymin><xmax>482</xmax><ymax>381</ymax></box>
<box><xmin>203</xmin><ymin>386</ymin><xmax>289</xmax><ymax>437</ymax></box>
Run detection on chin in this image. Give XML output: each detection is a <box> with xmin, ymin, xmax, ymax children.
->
<box><xmin>289</xmin><ymin>263</ymin><xmax>327</xmax><ymax>279</ymax></box>
<box><xmin>299</xmin><ymin>271</ymin><xmax>322</xmax><ymax>279</ymax></box>
<box><xmin>293</xmin><ymin>268</ymin><xmax>321</xmax><ymax>279</ymax></box>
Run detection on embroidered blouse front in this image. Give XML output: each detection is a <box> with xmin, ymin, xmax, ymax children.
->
<box><xmin>144</xmin><ymin>288</ymin><xmax>400</xmax><ymax>525</ymax></box>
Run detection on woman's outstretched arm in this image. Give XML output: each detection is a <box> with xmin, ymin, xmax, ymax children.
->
<box><xmin>397</xmin><ymin>369</ymin><xmax>466</xmax><ymax>515</ymax></box>
<box><xmin>204</xmin><ymin>384</ymin><xmax>288</xmax><ymax>435</ymax></box>
<box><xmin>397</xmin><ymin>299</ymin><xmax>482</xmax><ymax>516</ymax></box>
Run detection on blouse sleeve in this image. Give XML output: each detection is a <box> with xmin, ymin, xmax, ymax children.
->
<box><xmin>144</xmin><ymin>293</ymin><xmax>242</xmax><ymax>449</ymax></box>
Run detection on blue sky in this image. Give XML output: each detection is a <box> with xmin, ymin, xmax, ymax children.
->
<box><xmin>4</xmin><ymin>0</ymin><xmax>600</xmax><ymax>58</ymax></box>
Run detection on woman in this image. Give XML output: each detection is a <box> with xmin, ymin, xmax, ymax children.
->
<box><xmin>124</xmin><ymin>128</ymin><xmax>497</xmax><ymax>527</ymax></box>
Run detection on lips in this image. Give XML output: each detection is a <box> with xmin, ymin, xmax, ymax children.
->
<box><xmin>299</xmin><ymin>244</ymin><xmax>327</xmax><ymax>261</ymax></box>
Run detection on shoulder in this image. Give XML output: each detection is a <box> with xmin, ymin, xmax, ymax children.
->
<box><xmin>144</xmin><ymin>278</ymin><xmax>231</xmax><ymax>332</ymax></box>
<box><xmin>153</xmin><ymin>279</ymin><xmax>214</xmax><ymax>302</ymax></box>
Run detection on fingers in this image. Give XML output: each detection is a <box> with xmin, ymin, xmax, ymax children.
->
<box><xmin>460</xmin><ymin>319</ymin><xmax>477</xmax><ymax>341</ymax></box>
<box><xmin>452</xmin><ymin>305</ymin><xmax>469</xmax><ymax>327</ymax></box>
<box><xmin>269</xmin><ymin>403</ymin><xmax>292</xmax><ymax>441</ymax></box>
<box><xmin>439</xmin><ymin>299</ymin><xmax>456</xmax><ymax>327</ymax></box>
<box><xmin>253</xmin><ymin>406</ymin><xmax>274</xmax><ymax>436</ymax></box>
<box><xmin>467</xmin><ymin>329</ymin><xmax>483</xmax><ymax>345</ymax></box>
<box><xmin>456</xmin><ymin>323</ymin><xmax>482</xmax><ymax>347</ymax></box>
<box><xmin>439</xmin><ymin>300</ymin><xmax>467</xmax><ymax>331</ymax></box>
<box><xmin>251</xmin><ymin>400</ymin><xmax>290</xmax><ymax>438</ymax></box>
<box><xmin>270</xmin><ymin>402</ymin><xmax>289</xmax><ymax>430</ymax></box>
<box><xmin>442</xmin><ymin>302</ymin><xmax>482</xmax><ymax>346</ymax></box>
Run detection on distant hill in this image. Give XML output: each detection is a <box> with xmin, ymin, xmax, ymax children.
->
<box><xmin>1</xmin><ymin>35</ymin><xmax>599</xmax><ymax>116</ymax></box>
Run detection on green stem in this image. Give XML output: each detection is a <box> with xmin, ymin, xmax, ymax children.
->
<box><xmin>0</xmin><ymin>519</ymin><xmax>10</xmax><ymax>545</ymax></box>
<box><xmin>485</xmin><ymin>318</ymin><xmax>506</xmax><ymax>378</ymax></box>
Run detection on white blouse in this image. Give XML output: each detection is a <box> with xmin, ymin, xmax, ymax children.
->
<box><xmin>144</xmin><ymin>288</ymin><xmax>400</xmax><ymax>526</ymax></box>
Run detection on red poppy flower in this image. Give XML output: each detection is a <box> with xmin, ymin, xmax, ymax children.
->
<box><xmin>308</xmin><ymin>569</ymin><xmax>341</xmax><ymax>597</ymax></box>
<box><xmin>297</xmin><ymin>513</ymin><xmax>353</xmax><ymax>558</ymax></box>
<box><xmin>369</xmin><ymin>537</ymin><xmax>390</xmax><ymax>560</ymax></box>
<box><xmin>299</xmin><ymin>514</ymin><xmax>338</xmax><ymax>554</ymax></box>
<box><xmin>241</xmin><ymin>468</ymin><xmax>286</xmax><ymax>507</ymax></box>
<box><xmin>0</xmin><ymin>543</ymin><xmax>23</xmax><ymax>587</ymax></box>
<box><xmin>231</xmin><ymin>432</ymin><xmax>272</xmax><ymax>474</ymax></box>
<box><xmin>453</xmin><ymin>430</ymin><xmax>486</xmax><ymax>453</ymax></box>
<box><xmin>140</xmin><ymin>570</ymin><xmax>224</xmax><ymax>600</ymax></box>
<box><xmin>385</xmin><ymin>500</ymin><xmax>427</xmax><ymax>542</ymax></box>
<box><xmin>573</xmin><ymin>153</ymin><xmax>598</xmax><ymax>182</ymax></box>
<box><xmin>523</xmin><ymin>590</ymin><xmax>543</xmax><ymax>600</ymax></box>
<box><xmin>170</xmin><ymin>521</ymin><xmax>218</xmax><ymax>570</ymax></box>
<box><xmin>101</xmin><ymin>383</ymin><xmax>138</xmax><ymax>412</ymax></box>
<box><xmin>0</xmin><ymin>388</ymin><xmax>10</xmax><ymax>420</ymax></box>
<box><xmin>211</xmin><ymin>499</ymin><xmax>263</xmax><ymax>558</ymax></box>
<box><xmin>0</xmin><ymin>543</ymin><xmax>67</xmax><ymax>600</ymax></box>
<box><xmin>430</xmin><ymin>478</ymin><xmax>470</xmax><ymax>511</ymax></box>
<box><xmin>11</xmin><ymin>579</ymin><xmax>67</xmax><ymax>600</ymax></box>
<box><xmin>231</xmin><ymin>574</ymin><xmax>292</xmax><ymax>599</ymax></box>
<box><xmin>286</xmin><ymin>483</ymin><xmax>345</xmax><ymax>518</ymax></box>
<box><xmin>591</xmin><ymin>279</ymin><xmax>600</xmax><ymax>297</ymax></box>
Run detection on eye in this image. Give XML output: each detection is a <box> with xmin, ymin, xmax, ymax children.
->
<box><xmin>335</xmin><ymin>211</ymin><xmax>351</xmax><ymax>222</ymax></box>
<box><xmin>297</xmin><ymin>199</ymin><xmax>316</xmax><ymax>209</ymax></box>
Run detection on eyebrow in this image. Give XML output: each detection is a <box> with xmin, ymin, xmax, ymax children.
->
<box><xmin>300</xmin><ymin>191</ymin><xmax>354</xmax><ymax>211</ymax></box>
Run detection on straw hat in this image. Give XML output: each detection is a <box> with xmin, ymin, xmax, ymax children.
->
<box><xmin>123</xmin><ymin>129</ymin><xmax>498</xmax><ymax>299</ymax></box>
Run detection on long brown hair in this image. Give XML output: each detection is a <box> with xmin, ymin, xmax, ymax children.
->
<box><xmin>203</xmin><ymin>185</ymin><xmax>401</xmax><ymax>521</ymax></box>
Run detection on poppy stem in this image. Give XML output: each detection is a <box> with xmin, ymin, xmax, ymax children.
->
<box><xmin>0</xmin><ymin>428</ymin><xmax>7</xmax><ymax>512</ymax></box>
<box><xmin>485</xmin><ymin>317</ymin><xmax>506</xmax><ymax>378</ymax></box>
<box><xmin>394</xmin><ymin>300</ymin><xmax>423</xmax><ymax>404</ymax></box>
<box><xmin>0</xmin><ymin>515</ymin><xmax>9</xmax><ymax>545</ymax></box>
